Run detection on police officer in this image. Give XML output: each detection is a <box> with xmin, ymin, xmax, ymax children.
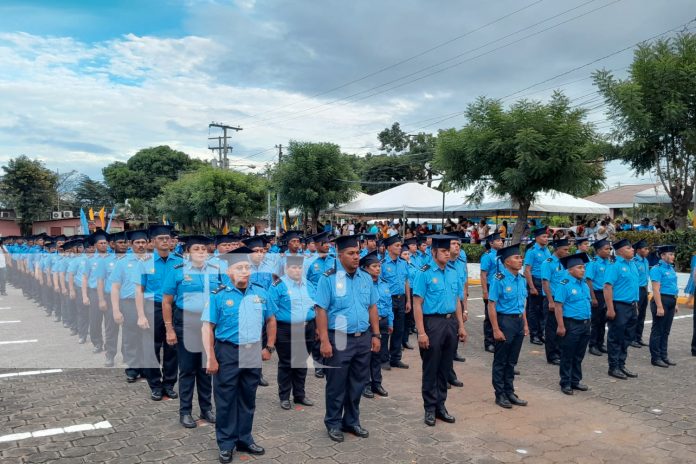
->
<box><xmin>305</xmin><ymin>232</ymin><xmax>335</xmax><ymax>286</ymax></box>
<box><xmin>631</xmin><ymin>240</ymin><xmax>650</xmax><ymax>348</ymax></box>
<box><xmin>523</xmin><ymin>227</ymin><xmax>551</xmax><ymax>345</ymax></box>
<box><xmin>202</xmin><ymin>246</ymin><xmax>277</xmax><ymax>463</ymax></box>
<box><xmin>604</xmin><ymin>239</ymin><xmax>639</xmax><ymax>380</ymax></box>
<box><xmin>541</xmin><ymin>238</ymin><xmax>571</xmax><ymax>365</ymax></box>
<box><xmin>277</xmin><ymin>230</ymin><xmax>304</xmax><ymax>276</ymax></box>
<box><xmin>243</xmin><ymin>236</ymin><xmax>274</xmax><ymax>290</ymax></box>
<box><xmin>481</xmin><ymin>233</ymin><xmax>503</xmax><ymax>353</ymax></box>
<box><xmin>136</xmin><ymin>224</ymin><xmax>182</xmax><ymax>401</ymax></box>
<box><xmin>380</xmin><ymin>235</ymin><xmax>410</xmax><ymax>369</ymax></box>
<box><xmin>315</xmin><ymin>235</ymin><xmax>380</xmax><ymax>443</ymax></box>
<box><xmin>82</xmin><ymin>229</ymin><xmax>111</xmax><ymax>354</ymax></box>
<box><xmin>575</xmin><ymin>237</ymin><xmax>591</xmax><ymax>253</ymax></box>
<box><xmin>360</xmin><ymin>250</ymin><xmax>393</xmax><ymax>399</ymax></box>
<box><xmin>649</xmin><ymin>245</ymin><xmax>679</xmax><ymax>368</ymax></box>
<box><xmin>97</xmin><ymin>231</ymin><xmax>128</xmax><ymax>367</ymax></box>
<box><xmin>412</xmin><ymin>235</ymin><xmax>467</xmax><ymax>426</ymax></box>
<box><xmin>268</xmin><ymin>254</ymin><xmax>317</xmax><ymax>409</ymax></box>
<box><xmin>554</xmin><ymin>253</ymin><xmax>592</xmax><ymax>395</ymax></box>
<box><xmin>109</xmin><ymin>230</ymin><xmax>149</xmax><ymax>383</ymax></box>
<box><xmin>489</xmin><ymin>243</ymin><xmax>529</xmax><ymax>409</ymax></box>
<box><xmin>359</xmin><ymin>233</ymin><xmax>378</xmax><ymax>258</ymax></box>
<box><xmin>403</xmin><ymin>237</ymin><xmax>418</xmax><ymax>337</ymax></box>
<box><xmin>586</xmin><ymin>239</ymin><xmax>612</xmax><ymax>356</ymax></box>
<box><xmin>68</xmin><ymin>239</ymin><xmax>89</xmax><ymax>341</ymax></box>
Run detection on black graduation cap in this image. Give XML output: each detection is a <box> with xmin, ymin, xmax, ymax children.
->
<box><xmin>333</xmin><ymin>235</ymin><xmax>359</xmax><ymax>251</ymax></box>
<box><xmin>575</xmin><ymin>237</ymin><xmax>589</xmax><ymax>246</ymax></box>
<box><xmin>532</xmin><ymin>227</ymin><xmax>548</xmax><ymax>237</ymax></box>
<box><xmin>360</xmin><ymin>233</ymin><xmax>377</xmax><ymax>242</ymax></box>
<box><xmin>497</xmin><ymin>243</ymin><xmax>522</xmax><ymax>262</ymax></box>
<box><xmin>44</xmin><ymin>240</ymin><xmax>55</xmax><ymax>248</ymax></box>
<box><xmin>383</xmin><ymin>235</ymin><xmax>402</xmax><ymax>247</ymax></box>
<box><xmin>184</xmin><ymin>235</ymin><xmax>212</xmax><ymax>250</ymax></box>
<box><xmin>632</xmin><ymin>239</ymin><xmax>648</xmax><ymax>250</ymax></box>
<box><xmin>283</xmin><ymin>230</ymin><xmax>303</xmax><ymax>242</ymax></box>
<box><xmin>552</xmin><ymin>238</ymin><xmax>570</xmax><ymax>248</ymax></box>
<box><xmin>592</xmin><ymin>239</ymin><xmax>611</xmax><ymax>250</ymax></box>
<box><xmin>127</xmin><ymin>229</ymin><xmax>148</xmax><ymax>241</ymax></box>
<box><xmin>310</xmin><ymin>231</ymin><xmax>330</xmax><ymax>243</ymax></box>
<box><xmin>403</xmin><ymin>237</ymin><xmax>417</xmax><ymax>247</ymax></box>
<box><xmin>560</xmin><ymin>252</ymin><xmax>590</xmax><ymax>269</ymax></box>
<box><xmin>286</xmin><ymin>255</ymin><xmax>304</xmax><ymax>267</ymax></box>
<box><xmin>148</xmin><ymin>224</ymin><xmax>173</xmax><ymax>238</ymax></box>
<box><xmin>486</xmin><ymin>232</ymin><xmax>502</xmax><ymax>243</ymax></box>
<box><xmin>359</xmin><ymin>250</ymin><xmax>381</xmax><ymax>267</ymax></box>
<box><xmin>110</xmin><ymin>231</ymin><xmax>128</xmax><ymax>242</ymax></box>
<box><xmin>54</xmin><ymin>235</ymin><xmax>67</xmax><ymax>242</ymax></box>
<box><xmin>242</xmin><ymin>236</ymin><xmax>266</xmax><ymax>249</ymax></box>
<box><xmin>171</xmin><ymin>229</ymin><xmax>180</xmax><ymax>238</ymax></box>
<box><xmin>220</xmin><ymin>246</ymin><xmax>253</xmax><ymax>265</ymax></box>
<box><xmin>612</xmin><ymin>239</ymin><xmax>631</xmax><ymax>251</ymax></box>
<box><xmin>656</xmin><ymin>244</ymin><xmax>676</xmax><ymax>254</ymax></box>
<box><xmin>88</xmin><ymin>229</ymin><xmax>110</xmax><ymax>244</ymax></box>
<box><xmin>416</xmin><ymin>235</ymin><xmax>427</xmax><ymax>245</ymax></box>
<box><xmin>215</xmin><ymin>235</ymin><xmax>237</xmax><ymax>246</ymax></box>
<box><xmin>430</xmin><ymin>235</ymin><xmax>456</xmax><ymax>250</ymax></box>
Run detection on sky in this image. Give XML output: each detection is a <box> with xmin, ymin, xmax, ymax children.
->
<box><xmin>0</xmin><ymin>0</ymin><xmax>692</xmax><ymax>188</ymax></box>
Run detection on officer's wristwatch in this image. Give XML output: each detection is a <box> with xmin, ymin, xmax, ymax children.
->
<box><xmin>264</xmin><ymin>345</ymin><xmax>275</xmax><ymax>353</ymax></box>
<box><xmin>371</xmin><ymin>333</ymin><xmax>381</xmax><ymax>339</ymax></box>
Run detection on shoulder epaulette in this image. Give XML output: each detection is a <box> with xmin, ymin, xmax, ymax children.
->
<box><xmin>380</xmin><ymin>257</ymin><xmax>386</xmax><ymax>263</ymax></box>
<box><xmin>208</xmin><ymin>263</ymin><xmax>219</xmax><ymax>270</ymax></box>
<box><xmin>211</xmin><ymin>284</ymin><xmax>226</xmax><ymax>294</ymax></box>
<box><xmin>251</xmin><ymin>282</ymin><xmax>264</xmax><ymax>289</ymax></box>
<box><xmin>173</xmin><ymin>252</ymin><xmax>183</xmax><ymax>259</ymax></box>
<box><xmin>560</xmin><ymin>279</ymin><xmax>569</xmax><ymax>285</ymax></box>
<box><xmin>545</xmin><ymin>257</ymin><xmax>553</xmax><ymax>262</ymax></box>
<box><xmin>323</xmin><ymin>268</ymin><xmax>336</xmax><ymax>277</ymax></box>
<box><xmin>173</xmin><ymin>263</ymin><xmax>184</xmax><ymax>269</ymax></box>
<box><xmin>495</xmin><ymin>272</ymin><xmax>504</xmax><ymax>280</ymax></box>
<box><xmin>419</xmin><ymin>264</ymin><xmax>431</xmax><ymax>271</ymax></box>
<box><xmin>272</xmin><ymin>274</ymin><xmax>282</xmax><ymax>287</ymax></box>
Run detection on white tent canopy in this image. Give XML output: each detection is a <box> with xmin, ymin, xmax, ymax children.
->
<box><xmin>442</xmin><ymin>189</ymin><xmax>610</xmax><ymax>215</ymax></box>
<box><xmin>339</xmin><ymin>182</ymin><xmax>444</xmax><ymax>214</ymax></box>
<box><xmin>633</xmin><ymin>185</ymin><xmax>671</xmax><ymax>204</ymax></box>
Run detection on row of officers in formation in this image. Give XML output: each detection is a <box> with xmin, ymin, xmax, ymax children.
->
<box><xmin>1</xmin><ymin>225</ymin><xmax>687</xmax><ymax>464</ymax></box>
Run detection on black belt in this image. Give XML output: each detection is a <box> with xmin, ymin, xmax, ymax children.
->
<box><xmin>563</xmin><ymin>317</ymin><xmax>590</xmax><ymax>323</ymax></box>
<box><xmin>423</xmin><ymin>313</ymin><xmax>455</xmax><ymax>319</ymax></box>
<box><xmin>217</xmin><ymin>340</ymin><xmax>260</xmax><ymax>349</ymax></box>
<box><xmin>497</xmin><ymin>313</ymin><xmax>522</xmax><ymax>319</ymax></box>
<box><xmin>328</xmin><ymin>329</ymin><xmax>367</xmax><ymax>337</ymax></box>
<box><xmin>391</xmin><ymin>294</ymin><xmax>405</xmax><ymax>299</ymax></box>
<box><xmin>277</xmin><ymin>320</ymin><xmax>314</xmax><ymax>327</ymax></box>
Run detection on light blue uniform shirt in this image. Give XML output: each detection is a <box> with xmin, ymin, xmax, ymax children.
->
<box><xmin>412</xmin><ymin>262</ymin><xmax>462</xmax><ymax>315</ymax></box>
<box><xmin>554</xmin><ymin>276</ymin><xmax>591</xmax><ymax>320</ymax></box>
<box><xmin>95</xmin><ymin>254</ymin><xmax>120</xmax><ymax>294</ymax></box>
<box><xmin>488</xmin><ymin>267</ymin><xmax>527</xmax><ymax>315</ymax></box>
<box><xmin>139</xmin><ymin>253</ymin><xmax>183</xmax><ymax>302</ymax></box>
<box><xmin>449</xmin><ymin>256</ymin><xmax>467</xmax><ymax>299</ymax></box>
<box><xmin>480</xmin><ymin>249</ymin><xmax>499</xmax><ymax>282</ymax></box>
<box><xmin>585</xmin><ymin>256</ymin><xmax>609</xmax><ymax>291</ymax></box>
<box><xmin>268</xmin><ymin>275</ymin><xmax>316</xmax><ymax>323</ymax></box>
<box><xmin>649</xmin><ymin>260</ymin><xmax>678</xmax><ymax>296</ymax></box>
<box><xmin>375</xmin><ymin>278</ymin><xmax>394</xmax><ymax>328</ymax></box>
<box><xmin>83</xmin><ymin>253</ymin><xmax>109</xmax><ymax>289</ymax></box>
<box><xmin>314</xmin><ymin>261</ymin><xmax>378</xmax><ymax>333</ymax></box>
<box><xmin>541</xmin><ymin>254</ymin><xmax>567</xmax><ymax>298</ymax></box>
<box><xmin>305</xmin><ymin>255</ymin><xmax>336</xmax><ymax>286</ymax></box>
<box><xmin>162</xmin><ymin>261</ymin><xmax>221</xmax><ymax>313</ymax></box>
<box><xmin>380</xmin><ymin>254</ymin><xmax>409</xmax><ymax>296</ymax></box>
<box><xmin>108</xmin><ymin>253</ymin><xmax>146</xmax><ymax>299</ymax></box>
<box><xmin>633</xmin><ymin>255</ymin><xmax>650</xmax><ymax>288</ymax></box>
<box><xmin>604</xmin><ymin>255</ymin><xmax>639</xmax><ymax>303</ymax></box>
<box><xmin>203</xmin><ymin>283</ymin><xmax>276</xmax><ymax>344</ymax></box>
<box><xmin>523</xmin><ymin>243</ymin><xmax>551</xmax><ymax>279</ymax></box>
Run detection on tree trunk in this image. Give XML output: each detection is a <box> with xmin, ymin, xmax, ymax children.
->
<box><xmin>671</xmin><ymin>197</ymin><xmax>690</xmax><ymax>230</ymax></box>
<box><xmin>511</xmin><ymin>197</ymin><xmax>532</xmax><ymax>243</ymax></box>
<box><xmin>312</xmin><ymin>208</ymin><xmax>320</xmax><ymax>234</ymax></box>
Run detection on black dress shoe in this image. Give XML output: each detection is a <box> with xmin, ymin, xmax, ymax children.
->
<box><xmin>372</xmin><ymin>385</ymin><xmax>388</xmax><ymax>397</ymax></box>
<box><xmin>237</xmin><ymin>443</ymin><xmax>264</xmax><ymax>455</ymax></box>
<box><xmin>381</xmin><ymin>362</ymin><xmax>391</xmax><ymax>371</ymax></box>
<box><xmin>362</xmin><ymin>387</ymin><xmax>374</xmax><ymax>399</ymax></box>
<box><xmin>507</xmin><ymin>393</ymin><xmax>528</xmax><ymax>406</ymax></box>
<box><xmin>315</xmin><ymin>369</ymin><xmax>325</xmax><ymax>378</ymax></box>
<box><xmin>561</xmin><ymin>386</ymin><xmax>573</xmax><ymax>395</ymax></box>
<box><xmin>327</xmin><ymin>428</ymin><xmax>344</xmax><ymax>442</ymax></box>
<box><xmin>449</xmin><ymin>379</ymin><xmax>464</xmax><ymax>388</ymax></box>
<box><xmin>390</xmin><ymin>361</ymin><xmax>409</xmax><ymax>369</ymax></box>
<box><xmin>454</xmin><ymin>354</ymin><xmax>466</xmax><ymax>362</ymax></box>
<box><xmin>201</xmin><ymin>410</ymin><xmax>216</xmax><ymax>423</ymax></box>
<box><xmin>218</xmin><ymin>449</ymin><xmax>233</xmax><ymax>464</ymax></box>
<box><xmin>436</xmin><ymin>409</ymin><xmax>455</xmax><ymax>423</ymax></box>
<box><xmin>608</xmin><ymin>369</ymin><xmax>627</xmax><ymax>380</ymax></box>
<box><xmin>180</xmin><ymin>414</ymin><xmax>197</xmax><ymax>429</ymax></box>
<box><xmin>151</xmin><ymin>390</ymin><xmax>163</xmax><ymax>401</ymax></box>
<box><xmin>620</xmin><ymin>367</ymin><xmax>638</xmax><ymax>378</ymax></box>
<box><xmin>629</xmin><ymin>341</ymin><xmax>642</xmax><ymax>348</ymax></box>
<box><xmin>70</xmin><ymin>329</ymin><xmax>78</xmax><ymax>336</ymax></box>
<box><xmin>651</xmin><ymin>359</ymin><xmax>669</xmax><ymax>368</ymax></box>
<box><xmin>402</xmin><ymin>342</ymin><xmax>414</xmax><ymax>350</ymax></box>
<box><xmin>530</xmin><ymin>338</ymin><xmax>543</xmax><ymax>345</ymax></box>
<box><xmin>280</xmin><ymin>400</ymin><xmax>291</xmax><ymax>410</ymax></box>
<box><xmin>514</xmin><ymin>368</ymin><xmax>520</xmax><ymax>375</ymax></box>
<box><xmin>495</xmin><ymin>396</ymin><xmax>512</xmax><ymax>409</ymax></box>
<box><xmin>258</xmin><ymin>376</ymin><xmax>269</xmax><ymax>387</ymax></box>
<box><xmin>126</xmin><ymin>375</ymin><xmax>138</xmax><ymax>383</ymax></box>
<box><xmin>638</xmin><ymin>340</ymin><xmax>648</xmax><ymax>346</ymax></box>
<box><xmin>598</xmin><ymin>345</ymin><xmax>608</xmax><ymax>353</ymax></box>
<box><xmin>485</xmin><ymin>344</ymin><xmax>495</xmax><ymax>353</ymax></box>
<box><xmin>294</xmin><ymin>397</ymin><xmax>314</xmax><ymax>406</ymax></box>
<box><xmin>588</xmin><ymin>346</ymin><xmax>602</xmax><ymax>356</ymax></box>
<box><xmin>104</xmin><ymin>357</ymin><xmax>115</xmax><ymax>368</ymax></box>
<box><xmin>662</xmin><ymin>358</ymin><xmax>676</xmax><ymax>366</ymax></box>
<box><xmin>548</xmin><ymin>358</ymin><xmax>561</xmax><ymax>366</ymax></box>
<box><xmin>164</xmin><ymin>387</ymin><xmax>179</xmax><ymax>399</ymax></box>
<box><xmin>341</xmin><ymin>425</ymin><xmax>369</xmax><ymax>438</ymax></box>
<box><xmin>92</xmin><ymin>345</ymin><xmax>103</xmax><ymax>354</ymax></box>
<box><xmin>424</xmin><ymin>411</ymin><xmax>436</xmax><ymax>426</ymax></box>
<box><xmin>572</xmin><ymin>383</ymin><xmax>589</xmax><ymax>391</ymax></box>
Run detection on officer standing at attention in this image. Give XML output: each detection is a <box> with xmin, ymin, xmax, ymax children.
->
<box><xmin>162</xmin><ymin>235</ymin><xmax>218</xmax><ymax>428</ymax></box>
<box><xmin>585</xmin><ymin>239</ymin><xmax>612</xmax><ymax>356</ymax></box>
<box><xmin>359</xmin><ymin>234</ymin><xmax>378</xmax><ymax>258</ymax></box>
<box><xmin>136</xmin><ymin>224</ymin><xmax>182</xmax><ymax>401</ymax></box>
<box><xmin>488</xmin><ymin>243</ymin><xmax>529</xmax><ymax>409</ymax></box>
<box><xmin>480</xmin><ymin>233</ymin><xmax>503</xmax><ymax>353</ymax></box>
<box><xmin>631</xmin><ymin>240</ymin><xmax>650</xmax><ymax>348</ymax></box>
<box><xmin>360</xmin><ymin>250</ymin><xmax>393</xmax><ymax>399</ymax></box>
<box><xmin>305</xmin><ymin>232</ymin><xmax>335</xmax><ymax>286</ymax></box>
<box><xmin>268</xmin><ymin>255</ymin><xmax>317</xmax><ymax>410</ymax></box>
<box><xmin>315</xmin><ymin>235</ymin><xmax>380</xmax><ymax>443</ymax></box>
<box><xmin>575</xmin><ymin>237</ymin><xmax>591</xmax><ymax>254</ymax></box>
<box><xmin>540</xmin><ymin>238</ymin><xmax>571</xmax><ymax>365</ymax></box>
<box><xmin>554</xmin><ymin>253</ymin><xmax>592</xmax><ymax>395</ymax></box>
<box><xmin>603</xmin><ymin>239</ymin><xmax>639</xmax><ymax>380</ymax></box>
<box><xmin>202</xmin><ymin>246</ymin><xmax>277</xmax><ymax>463</ymax></box>
<box><xmin>648</xmin><ymin>245</ymin><xmax>679</xmax><ymax>368</ymax></box>
<box><xmin>243</xmin><ymin>236</ymin><xmax>274</xmax><ymax>290</ymax></box>
<box><xmin>523</xmin><ymin>227</ymin><xmax>551</xmax><ymax>345</ymax></box>
<box><xmin>380</xmin><ymin>235</ymin><xmax>410</xmax><ymax>369</ymax></box>
<box><xmin>412</xmin><ymin>235</ymin><xmax>467</xmax><ymax>426</ymax></box>
<box><xmin>277</xmin><ymin>230</ymin><xmax>304</xmax><ymax>276</ymax></box>
<box><xmin>97</xmin><ymin>231</ymin><xmax>128</xmax><ymax>368</ymax></box>
<box><xmin>82</xmin><ymin>230</ymin><xmax>111</xmax><ymax>354</ymax></box>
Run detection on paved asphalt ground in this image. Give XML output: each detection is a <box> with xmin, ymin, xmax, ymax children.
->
<box><xmin>1</xmin><ymin>282</ymin><xmax>695</xmax><ymax>463</ymax></box>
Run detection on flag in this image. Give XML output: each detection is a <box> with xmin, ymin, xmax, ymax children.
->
<box><xmin>222</xmin><ymin>224</ymin><xmax>229</xmax><ymax>235</ymax></box>
<box><xmin>98</xmin><ymin>206</ymin><xmax>106</xmax><ymax>229</ymax></box>
<box><xmin>88</xmin><ymin>207</ymin><xmax>94</xmax><ymax>221</ymax></box>
<box><xmin>283</xmin><ymin>214</ymin><xmax>288</xmax><ymax>231</ymax></box>
<box><xmin>79</xmin><ymin>208</ymin><xmax>89</xmax><ymax>235</ymax></box>
<box><xmin>162</xmin><ymin>214</ymin><xmax>169</xmax><ymax>225</ymax></box>
<box><xmin>105</xmin><ymin>206</ymin><xmax>116</xmax><ymax>233</ymax></box>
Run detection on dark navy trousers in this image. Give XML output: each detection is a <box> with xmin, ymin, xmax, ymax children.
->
<box><xmin>558</xmin><ymin>318</ymin><xmax>590</xmax><ymax>388</ymax></box>
<box><xmin>492</xmin><ymin>313</ymin><xmax>524</xmax><ymax>398</ymax></box>
<box><xmin>607</xmin><ymin>301</ymin><xmax>637</xmax><ymax>370</ymax></box>
<box><xmin>649</xmin><ymin>295</ymin><xmax>676</xmax><ymax>362</ymax></box>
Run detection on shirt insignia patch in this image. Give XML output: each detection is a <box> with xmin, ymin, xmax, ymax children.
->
<box><xmin>253</xmin><ymin>296</ymin><xmax>262</xmax><ymax>304</ymax></box>
<box><xmin>336</xmin><ymin>282</ymin><xmax>344</xmax><ymax>290</ymax></box>
<box><xmin>314</xmin><ymin>264</ymin><xmax>319</xmax><ymax>270</ymax></box>
<box><xmin>622</xmin><ymin>267</ymin><xmax>627</xmax><ymax>272</ymax></box>
<box><xmin>184</xmin><ymin>275</ymin><xmax>192</xmax><ymax>281</ymax></box>
<box><xmin>225</xmin><ymin>299</ymin><xmax>234</xmax><ymax>307</ymax></box>
<box><xmin>432</xmin><ymin>278</ymin><xmax>438</xmax><ymax>284</ymax></box>
<box><xmin>127</xmin><ymin>264</ymin><xmax>133</xmax><ymax>268</ymax></box>
<box><xmin>505</xmin><ymin>286</ymin><xmax>512</xmax><ymax>292</ymax></box>
<box><xmin>571</xmin><ymin>289</ymin><xmax>578</xmax><ymax>295</ymax></box>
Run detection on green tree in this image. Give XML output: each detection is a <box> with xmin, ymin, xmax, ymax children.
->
<box><xmin>275</xmin><ymin>141</ymin><xmax>359</xmax><ymax>232</ymax></box>
<box><xmin>594</xmin><ymin>33</ymin><xmax>696</xmax><ymax>228</ymax></box>
<box><xmin>436</xmin><ymin>93</ymin><xmax>606</xmax><ymax>242</ymax></box>
<box><xmin>73</xmin><ymin>175</ymin><xmax>113</xmax><ymax>208</ymax></box>
<box><xmin>103</xmin><ymin>145</ymin><xmax>207</xmax><ymax>216</ymax></box>
<box><xmin>157</xmin><ymin>167</ymin><xmax>267</xmax><ymax>232</ymax></box>
<box><xmin>1</xmin><ymin>155</ymin><xmax>58</xmax><ymax>234</ymax></box>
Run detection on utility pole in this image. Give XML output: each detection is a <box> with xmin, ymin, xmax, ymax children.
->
<box><xmin>275</xmin><ymin>144</ymin><xmax>283</xmax><ymax>232</ymax></box>
<box><xmin>208</xmin><ymin>122</ymin><xmax>242</xmax><ymax>169</ymax></box>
